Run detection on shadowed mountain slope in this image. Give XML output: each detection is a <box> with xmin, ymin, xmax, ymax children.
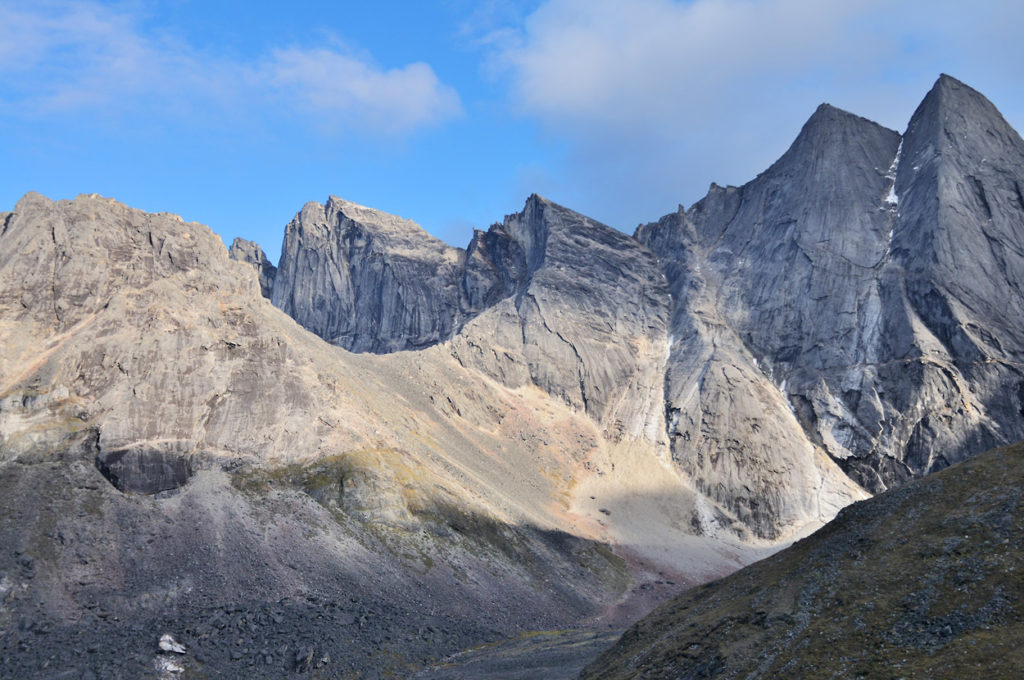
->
<box><xmin>582</xmin><ymin>441</ymin><xmax>1024</xmax><ymax>679</ymax></box>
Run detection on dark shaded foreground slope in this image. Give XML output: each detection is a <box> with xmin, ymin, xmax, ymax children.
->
<box><xmin>582</xmin><ymin>441</ymin><xmax>1024</xmax><ymax>679</ymax></box>
<box><xmin>412</xmin><ymin>630</ymin><xmax>622</xmax><ymax>680</ymax></box>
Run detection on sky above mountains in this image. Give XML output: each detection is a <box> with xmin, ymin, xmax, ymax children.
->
<box><xmin>2</xmin><ymin>0</ymin><xmax>1022</xmax><ymax>262</ymax></box>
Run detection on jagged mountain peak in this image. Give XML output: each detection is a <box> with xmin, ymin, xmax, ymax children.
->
<box><xmin>928</xmin><ymin>72</ymin><xmax>996</xmax><ymax>109</ymax></box>
<box><xmin>637</xmin><ymin>74</ymin><xmax>1024</xmax><ymax>508</ymax></box>
<box><xmin>904</xmin><ymin>72</ymin><xmax>1024</xmax><ymax>158</ymax></box>
<box><xmin>320</xmin><ymin>194</ymin><xmax>449</xmax><ymax>249</ymax></box>
<box><xmin>797</xmin><ymin>100</ymin><xmax>897</xmax><ymax>142</ymax></box>
<box><xmin>775</xmin><ymin>100</ymin><xmax>900</xmax><ymax>177</ymax></box>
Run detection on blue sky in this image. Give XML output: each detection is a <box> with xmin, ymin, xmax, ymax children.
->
<box><xmin>2</xmin><ymin>0</ymin><xmax>1023</xmax><ymax>262</ymax></box>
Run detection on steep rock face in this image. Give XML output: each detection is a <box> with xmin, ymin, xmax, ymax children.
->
<box><xmin>228</xmin><ymin>236</ymin><xmax>277</xmax><ymax>298</ymax></box>
<box><xmin>271</xmin><ymin>196</ymin><xmax>466</xmax><ymax>352</ymax></box>
<box><xmin>888</xmin><ymin>75</ymin><xmax>1024</xmax><ymax>475</ymax></box>
<box><xmin>270</xmin><ymin>193</ymin><xmax>674</xmax><ymax>446</ymax></box>
<box><xmin>452</xmin><ymin>196</ymin><xmax>672</xmax><ymax>443</ymax></box>
<box><xmin>637</xmin><ymin>75</ymin><xmax>1024</xmax><ymax>516</ymax></box>
<box><xmin>636</xmin><ymin>104</ymin><xmax>895</xmax><ymax>537</ymax></box>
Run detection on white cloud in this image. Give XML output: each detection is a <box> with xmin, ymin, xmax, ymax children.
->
<box><xmin>0</xmin><ymin>1</ymin><xmax>462</xmax><ymax>136</ymax></box>
<box><xmin>263</xmin><ymin>47</ymin><xmax>463</xmax><ymax>135</ymax></box>
<box><xmin>489</xmin><ymin>0</ymin><xmax>1024</xmax><ymax>223</ymax></box>
<box><xmin>498</xmin><ymin>0</ymin><xmax>876</xmax><ymax>127</ymax></box>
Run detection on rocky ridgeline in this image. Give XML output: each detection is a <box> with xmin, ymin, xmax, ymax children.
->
<box><xmin>261</xmin><ymin>193</ymin><xmax>677</xmax><ymax>447</ymax></box>
<box><xmin>235</xmin><ymin>74</ymin><xmax>1024</xmax><ymax>540</ymax></box>
<box><xmin>2</xmin><ymin>73</ymin><xmax>1022</xmax><ymax>678</ymax></box>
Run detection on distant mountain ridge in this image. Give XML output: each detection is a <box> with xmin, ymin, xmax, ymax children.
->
<box><xmin>236</xmin><ymin>74</ymin><xmax>1024</xmax><ymax>540</ymax></box>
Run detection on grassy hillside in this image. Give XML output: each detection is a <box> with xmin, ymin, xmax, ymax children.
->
<box><xmin>582</xmin><ymin>442</ymin><xmax>1024</xmax><ymax>679</ymax></box>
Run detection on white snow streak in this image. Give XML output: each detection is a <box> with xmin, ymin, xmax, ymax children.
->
<box><xmin>883</xmin><ymin>140</ymin><xmax>903</xmax><ymax>208</ymax></box>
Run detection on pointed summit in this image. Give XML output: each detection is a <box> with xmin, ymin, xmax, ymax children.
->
<box><xmin>893</xmin><ymin>75</ymin><xmax>1024</xmax><ymax>349</ymax></box>
<box><xmin>778</xmin><ymin>102</ymin><xmax>899</xmax><ymax>172</ymax></box>
<box><xmin>903</xmin><ymin>74</ymin><xmax>1024</xmax><ymax>163</ymax></box>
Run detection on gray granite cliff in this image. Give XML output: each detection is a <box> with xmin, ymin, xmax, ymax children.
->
<box><xmin>227</xmin><ymin>75</ymin><xmax>1024</xmax><ymax>540</ymax></box>
<box><xmin>270</xmin><ymin>196</ymin><xmax>467</xmax><ymax>352</ymax></box>
<box><xmin>637</xmin><ymin>75</ymin><xmax>1024</xmax><ymax>530</ymax></box>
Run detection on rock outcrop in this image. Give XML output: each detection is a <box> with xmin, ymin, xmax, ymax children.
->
<box><xmin>94</xmin><ymin>446</ymin><xmax>193</xmax><ymax>495</ymax></box>
<box><xmin>270</xmin><ymin>196</ymin><xmax>467</xmax><ymax>352</ymax></box>
<box><xmin>228</xmin><ymin>236</ymin><xmax>277</xmax><ymax>298</ymax></box>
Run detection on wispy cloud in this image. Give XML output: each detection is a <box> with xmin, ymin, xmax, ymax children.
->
<box><xmin>264</xmin><ymin>47</ymin><xmax>462</xmax><ymax>135</ymax></box>
<box><xmin>487</xmin><ymin>0</ymin><xmax>1024</xmax><ymax>222</ymax></box>
<box><xmin>0</xmin><ymin>1</ymin><xmax>462</xmax><ymax>136</ymax></box>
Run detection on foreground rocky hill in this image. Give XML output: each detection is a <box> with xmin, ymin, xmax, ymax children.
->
<box><xmin>581</xmin><ymin>441</ymin><xmax>1024</xmax><ymax>679</ymax></box>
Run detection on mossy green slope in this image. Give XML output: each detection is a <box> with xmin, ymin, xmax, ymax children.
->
<box><xmin>582</xmin><ymin>442</ymin><xmax>1024</xmax><ymax>679</ymax></box>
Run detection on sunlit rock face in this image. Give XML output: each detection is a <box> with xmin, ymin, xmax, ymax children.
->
<box><xmin>253</xmin><ymin>77</ymin><xmax>1024</xmax><ymax>541</ymax></box>
<box><xmin>637</xmin><ymin>75</ymin><xmax>1024</xmax><ymax>537</ymax></box>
